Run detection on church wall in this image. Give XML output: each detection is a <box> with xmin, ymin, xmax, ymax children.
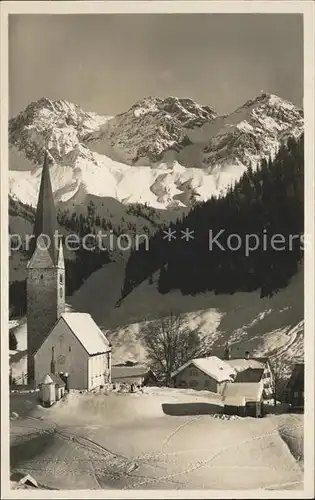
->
<box><xmin>88</xmin><ymin>352</ymin><xmax>111</xmax><ymax>391</ymax></box>
<box><xmin>34</xmin><ymin>318</ymin><xmax>89</xmax><ymax>390</ymax></box>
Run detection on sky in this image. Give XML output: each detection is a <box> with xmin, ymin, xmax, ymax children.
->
<box><xmin>9</xmin><ymin>14</ymin><xmax>303</xmax><ymax>118</ymax></box>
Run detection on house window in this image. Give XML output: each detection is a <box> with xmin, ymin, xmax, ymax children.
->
<box><xmin>40</xmin><ymin>274</ymin><xmax>44</xmax><ymax>280</ymax></box>
<box><xmin>69</xmin><ymin>346</ymin><xmax>71</xmax><ymax>352</ymax></box>
<box><xmin>294</xmin><ymin>391</ymin><xmax>299</xmax><ymax>398</ymax></box>
<box><xmin>190</xmin><ymin>369</ymin><xmax>198</xmax><ymax>377</ymax></box>
<box><xmin>60</xmin><ymin>288</ymin><xmax>63</xmax><ymax>298</ymax></box>
<box><xmin>204</xmin><ymin>380</ymin><xmax>210</xmax><ymax>387</ymax></box>
<box><xmin>60</xmin><ymin>274</ymin><xmax>63</xmax><ymax>284</ymax></box>
<box><xmin>190</xmin><ymin>380</ymin><xmax>198</xmax><ymax>387</ymax></box>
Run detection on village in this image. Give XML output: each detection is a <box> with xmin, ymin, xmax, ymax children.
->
<box><xmin>22</xmin><ymin>342</ymin><xmax>304</xmax><ymax>420</ymax></box>
<box><xmin>9</xmin><ymin>151</ymin><xmax>304</xmax><ymax>491</ymax></box>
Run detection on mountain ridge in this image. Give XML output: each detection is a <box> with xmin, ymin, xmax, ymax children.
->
<box><xmin>9</xmin><ymin>92</ymin><xmax>303</xmax><ymax>210</ymax></box>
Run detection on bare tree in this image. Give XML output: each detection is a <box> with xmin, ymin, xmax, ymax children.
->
<box><xmin>270</xmin><ymin>357</ymin><xmax>284</xmax><ymax>407</ymax></box>
<box><xmin>140</xmin><ymin>310</ymin><xmax>213</xmax><ymax>386</ymax></box>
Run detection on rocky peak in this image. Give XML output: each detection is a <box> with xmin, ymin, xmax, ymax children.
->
<box><xmin>9</xmin><ymin>97</ymin><xmax>110</xmax><ymax>166</ymax></box>
<box><xmin>100</xmin><ymin>95</ymin><xmax>217</xmax><ymax>165</ymax></box>
<box><xmin>201</xmin><ymin>92</ymin><xmax>303</xmax><ymax>170</ymax></box>
<box><xmin>8</xmin><ymin>92</ymin><xmax>304</xmax><ymax>211</ymax></box>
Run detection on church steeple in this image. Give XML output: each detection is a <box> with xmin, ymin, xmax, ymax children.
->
<box><xmin>27</xmin><ymin>150</ymin><xmax>65</xmax><ymax>386</ymax></box>
<box><xmin>31</xmin><ymin>150</ymin><xmax>58</xmax><ymax>264</ymax></box>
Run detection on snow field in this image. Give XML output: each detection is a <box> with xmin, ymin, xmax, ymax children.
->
<box><xmin>9</xmin><ymin>389</ymin><xmax>303</xmax><ymax>490</ymax></box>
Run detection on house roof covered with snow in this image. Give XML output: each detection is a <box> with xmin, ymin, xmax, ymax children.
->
<box><xmin>222</xmin><ymin>381</ymin><xmax>264</xmax><ymax>406</ymax></box>
<box><xmin>60</xmin><ymin>313</ymin><xmax>111</xmax><ymax>356</ymax></box>
<box><xmin>225</xmin><ymin>358</ymin><xmax>268</xmax><ymax>373</ymax></box>
<box><xmin>171</xmin><ymin>356</ymin><xmax>236</xmax><ymax>383</ymax></box>
<box><xmin>112</xmin><ymin>364</ymin><xmax>154</xmax><ymax>381</ymax></box>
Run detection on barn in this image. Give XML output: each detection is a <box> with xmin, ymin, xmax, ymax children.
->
<box><xmin>111</xmin><ymin>364</ymin><xmax>158</xmax><ymax>387</ymax></box>
<box><xmin>34</xmin><ymin>312</ymin><xmax>111</xmax><ymax>391</ymax></box>
<box><xmin>170</xmin><ymin>356</ymin><xmax>236</xmax><ymax>394</ymax></box>
<box><xmin>225</xmin><ymin>354</ymin><xmax>274</xmax><ymax>399</ymax></box>
<box><xmin>222</xmin><ymin>381</ymin><xmax>265</xmax><ymax>418</ymax></box>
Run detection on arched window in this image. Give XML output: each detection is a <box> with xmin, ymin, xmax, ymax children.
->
<box><xmin>60</xmin><ymin>288</ymin><xmax>63</xmax><ymax>299</ymax></box>
<box><xmin>59</xmin><ymin>274</ymin><xmax>63</xmax><ymax>284</ymax></box>
<box><xmin>40</xmin><ymin>274</ymin><xmax>44</xmax><ymax>280</ymax></box>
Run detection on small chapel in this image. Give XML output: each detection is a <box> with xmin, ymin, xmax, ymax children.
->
<box><xmin>27</xmin><ymin>151</ymin><xmax>111</xmax><ymax>390</ymax></box>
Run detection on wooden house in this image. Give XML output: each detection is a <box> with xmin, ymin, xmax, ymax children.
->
<box><xmin>170</xmin><ymin>356</ymin><xmax>236</xmax><ymax>394</ymax></box>
<box><xmin>282</xmin><ymin>363</ymin><xmax>304</xmax><ymax>410</ymax></box>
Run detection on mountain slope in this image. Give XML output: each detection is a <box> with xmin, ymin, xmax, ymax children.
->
<box><xmin>9</xmin><ymin>93</ymin><xmax>303</xmax><ymax>210</ymax></box>
<box><xmin>10</xmin><ymin>262</ymin><xmax>304</xmax><ymax>376</ymax></box>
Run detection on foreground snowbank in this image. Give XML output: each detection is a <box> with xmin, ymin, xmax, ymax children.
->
<box><xmin>9</xmin><ymin>389</ymin><xmax>303</xmax><ymax>491</ymax></box>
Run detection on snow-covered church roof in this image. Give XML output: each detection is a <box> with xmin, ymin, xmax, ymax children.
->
<box><xmin>60</xmin><ymin>313</ymin><xmax>111</xmax><ymax>355</ymax></box>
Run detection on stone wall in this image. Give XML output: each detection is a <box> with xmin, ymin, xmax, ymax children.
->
<box><xmin>27</xmin><ymin>266</ymin><xmax>65</xmax><ymax>382</ymax></box>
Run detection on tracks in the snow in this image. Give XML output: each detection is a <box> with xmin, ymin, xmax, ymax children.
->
<box><xmin>14</xmin><ymin>414</ymin><xmax>303</xmax><ymax>490</ymax></box>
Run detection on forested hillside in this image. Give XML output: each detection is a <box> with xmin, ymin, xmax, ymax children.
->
<box><xmin>8</xmin><ymin>197</ymin><xmax>176</xmax><ymax>317</ymax></box>
<box><xmin>122</xmin><ymin>135</ymin><xmax>304</xmax><ymax>299</ymax></box>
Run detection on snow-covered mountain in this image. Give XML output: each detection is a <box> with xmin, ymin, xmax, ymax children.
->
<box><xmin>9</xmin><ymin>93</ymin><xmax>303</xmax><ymax>210</ymax></box>
<box><xmin>88</xmin><ymin>96</ymin><xmax>217</xmax><ymax>165</ymax></box>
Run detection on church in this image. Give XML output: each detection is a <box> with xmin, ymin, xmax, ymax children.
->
<box><xmin>27</xmin><ymin>151</ymin><xmax>111</xmax><ymax>390</ymax></box>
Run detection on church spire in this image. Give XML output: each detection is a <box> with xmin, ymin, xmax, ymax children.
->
<box><xmin>32</xmin><ymin>150</ymin><xmax>58</xmax><ymax>264</ymax></box>
<box><xmin>27</xmin><ymin>148</ymin><xmax>65</xmax><ymax>386</ymax></box>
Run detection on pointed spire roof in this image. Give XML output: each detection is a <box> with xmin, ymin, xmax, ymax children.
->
<box><xmin>57</xmin><ymin>240</ymin><xmax>65</xmax><ymax>269</ymax></box>
<box><xmin>27</xmin><ymin>234</ymin><xmax>55</xmax><ymax>269</ymax></box>
<box><xmin>32</xmin><ymin>150</ymin><xmax>58</xmax><ymax>264</ymax></box>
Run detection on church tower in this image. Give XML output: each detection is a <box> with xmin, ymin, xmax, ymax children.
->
<box><xmin>27</xmin><ymin>151</ymin><xmax>65</xmax><ymax>385</ymax></box>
